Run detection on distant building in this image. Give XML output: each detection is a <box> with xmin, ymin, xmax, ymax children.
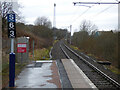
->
<box><xmin>94</xmin><ymin>30</ymin><xmax>113</xmax><ymax>37</ymax></box>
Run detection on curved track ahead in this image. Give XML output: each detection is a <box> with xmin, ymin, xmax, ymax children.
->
<box><xmin>52</xmin><ymin>41</ymin><xmax>120</xmax><ymax>89</ymax></box>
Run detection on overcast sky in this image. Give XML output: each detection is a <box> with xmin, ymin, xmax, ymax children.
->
<box><xmin>18</xmin><ymin>0</ymin><xmax>119</xmax><ymax>33</ymax></box>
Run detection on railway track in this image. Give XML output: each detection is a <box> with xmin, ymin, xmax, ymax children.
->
<box><xmin>59</xmin><ymin>41</ymin><xmax>120</xmax><ymax>89</ymax></box>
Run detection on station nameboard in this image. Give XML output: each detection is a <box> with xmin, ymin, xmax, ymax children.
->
<box><xmin>7</xmin><ymin>13</ymin><xmax>16</xmax><ymax>38</ymax></box>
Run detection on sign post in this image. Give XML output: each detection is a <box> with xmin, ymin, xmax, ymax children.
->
<box><xmin>7</xmin><ymin>13</ymin><xmax>16</xmax><ymax>87</ymax></box>
<box><xmin>17</xmin><ymin>43</ymin><xmax>27</xmax><ymax>63</ymax></box>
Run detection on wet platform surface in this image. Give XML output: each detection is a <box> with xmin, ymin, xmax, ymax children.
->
<box><xmin>4</xmin><ymin>59</ymin><xmax>98</xmax><ymax>89</ymax></box>
<box><xmin>15</xmin><ymin>60</ymin><xmax>61</xmax><ymax>88</ymax></box>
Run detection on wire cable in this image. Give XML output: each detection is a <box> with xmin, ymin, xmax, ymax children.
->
<box><xmin>70</xmin><ymin>0</ymin><xmax>102</xmax><ymax>25</ymax></box>
<box><xmin>71</xmin><ymin>7</ymin><xmax>91</xmax><ymax>24</ymax></box>
<box><xmin>91</xmin><ymin>5</ymin><xmax>115</xmax><ymax>20</ymax></box>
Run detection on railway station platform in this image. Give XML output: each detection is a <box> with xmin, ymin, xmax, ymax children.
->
<box><xmin>15</xmin><ymin>60</ymin><xmax>61</xmax><ymax>88</ymax></box>
<box><xmin>61</xmin><ymin>59</ymin><xmax>97</xmax><ymax>89</ymax></box>
<box><xmin>4</xmin><ymin>59</ymin><xmax>97</xmax><ymax>89</ymax></box>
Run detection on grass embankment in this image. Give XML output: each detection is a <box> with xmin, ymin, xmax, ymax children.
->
<box><xmin>29</xmin><ymin>48</ymin><xmax>51</xmax><ymax>60</ymax></box>
<box><xmin>29</xmin><ymin>40</ymin><xmax>58</xmax><ymax>61</ymax></box>
<box><xmin>2</xmin><ymin>49</ymin><xmax>28</xmax><ymax>88</ymax></box>
<box><xmin>2</xmin><ymin>62</ymin><xmax>27</xmax><ymax>88</ymax></box>
<box><xmin>53</xmin><ymin>40</ymin><xmax>58</xmax><ymax>45</ymax></box>
<box><xmin>70</xmin><ymin>44</ymin><xmax>120</xmax><ymax>75</ymax></box>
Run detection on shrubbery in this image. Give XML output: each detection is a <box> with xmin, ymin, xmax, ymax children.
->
<box><xmin>72</xmin><ymin>30</ymin><xmax>119</xmax><ymax>69</ymax></box>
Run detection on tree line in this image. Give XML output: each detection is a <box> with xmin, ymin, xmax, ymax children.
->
<box><xmin>72</xmin><ymin>20</ymin><xmax>120</xmax><ymax>69</ymax></box>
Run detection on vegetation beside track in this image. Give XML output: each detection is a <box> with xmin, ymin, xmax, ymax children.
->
<box><xmin>69</xmin><ymin>43</ymin><xmax>120</xmax><ymax>75</ymax></box>
<box><xmin>29</xmin><ymin>48</ymin><xmax>51</xmax><ymax>60</ymax></box>
<box><xmin>29</xmin><ymin>40</ymin><xmax>59</xmax><ymax>61</ymax></box>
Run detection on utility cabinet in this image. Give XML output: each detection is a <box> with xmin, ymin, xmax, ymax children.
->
<box><xmin>16</xmin><ymin>37</ymin><xmax>29</xmax><ymax>63</ymax></box>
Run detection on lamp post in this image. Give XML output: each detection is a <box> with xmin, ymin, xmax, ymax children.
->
<box><xmin>70</xmin><ymin>25</ymin><xmax>72</xmax><ymax>44</ymax></box>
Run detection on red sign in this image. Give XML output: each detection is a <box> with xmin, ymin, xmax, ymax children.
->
<box><xmin>17</xmin><ymin>43</ymin><xmax>27</xmax><ymax>53</ymax></box>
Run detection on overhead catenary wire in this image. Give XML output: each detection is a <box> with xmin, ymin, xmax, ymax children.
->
<box><xmin>115</xmin><ymin>0</ymin><xmax>119</xmax><ymax>2</ymax></box>
<box><xmin>71</xmin><ymin>7</ymin><xmax>91</xmax><ymax>25</ymax></box>
<box><xmin>90</xmin><ymin>5</ymin><xmax>115</xmax><ymax>20</ymax></box>
<box><xmin>64</xmin><ymin>1</ymin><xmax>118</xmax><ymax>33</ymax></box>
<box><xmin>68</xmin><ymin>5</ymin><xmax>95</xmax><ymax>33</ymax></box>
<box><xmin>73</xmin><ymin>2</ymin><xmax>119</xmax><ymax>5</ymax></box>
<box><xmin>71</xmin><ymin>1</ymin><xmax>119</xmax><ymax>23</ymax></box>
<box><xmin>70</xmin><ymin>1</ymin><xmax>118</xmax><ymax>26</ymax></box>
<box><xmin>68</xmin><ymin>6</ymin><xmax>80</xmax><ymax>24</ymax></box>
<box><xmin>70</xmin><ymin>0</ymin><xmax>103</xmax><ymax>25</ymax></box>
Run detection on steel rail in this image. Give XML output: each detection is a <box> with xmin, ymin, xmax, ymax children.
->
<box><xmin>61</xmin><ymin>43</ymin><xmax>120</xmax><ymax>88</ymax></box>
<box><xmin>60</xmin><ymin>45</ymin><xmax>70</xmax><ymax>59</ymax></box>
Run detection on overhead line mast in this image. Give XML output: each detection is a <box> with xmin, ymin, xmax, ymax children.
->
<box><xmin>73</xmin><ymin>2</ymin><xmax>120</xmax><ymax>5</ymax></box>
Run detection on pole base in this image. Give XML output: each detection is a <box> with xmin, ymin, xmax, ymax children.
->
<box><xmin>9</xmin><ymin>53</ymin><xmax>15</xmax><ymax>87</ymax></box>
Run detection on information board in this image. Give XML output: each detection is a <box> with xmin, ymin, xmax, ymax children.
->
<box><xmin>17</xmin><ymin>43</ymin><xmax>27</xmax><ymax>53</ymax></box>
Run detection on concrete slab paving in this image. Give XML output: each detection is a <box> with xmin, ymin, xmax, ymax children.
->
<box><xmin>62</xmin><ymin>59</ymin><xmax>98</xmax><ymax>89</ymax></box>
<box><xmin>15</xmin><ymin>60</ymin><xmax>61</xmax><ymax>88</ymax></box>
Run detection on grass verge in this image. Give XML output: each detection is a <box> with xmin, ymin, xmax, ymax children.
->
<box><xmin>108</xmin><ymin>66</ymin><xmax>120</xmax><ymax>75</ymax></box>
<box><xmin>29</xmin><ymin>47</ymin><xmax>52</xmax><ymax>60</ymax></box>
<box><xmin>70</xmin><ymin>44</ymin><xmax>120</xmax><ymax>75</ymax></box>
<box><xmin>29</xmin><ymin>40</ymin><xmax>59</xmax><ymax>61</ymax></box>
<box><xmin>2</xmin><ymin>63</ymin><xmax>27</xmax><ymax>88</ymax></box>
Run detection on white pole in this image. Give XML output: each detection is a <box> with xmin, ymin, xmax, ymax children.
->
<box><xmin>11</xmin><ymin>38</ymin><xmax>14</xmax><ymax>53</ymax></box>
<box><xmin>118</xmin><ymin>2</ymin><xmax>120</xmax><ymax>31</ymax></box>
<box><xmin>53</xmin><ymin>3</ymin><xmax>56</xmax><ymax>40</ymax></box>
<box><xmin>53</xmin><ymin>3</ymin><xmax>56</xmax><ymax>28</ymax></box>
<box><xmin>33</xmin><ymin>40</ymin><xmax>34</xmax><ymax>60</ymax></box>
<box><xmin>0</xmin><ymin>6</ymin><xmax>2</xmax><ymax>90</ymax></box>
<box><xmin>70</xmin><ymin>25</ymin><xmax>72</xmax><ymax>44</ymax></box>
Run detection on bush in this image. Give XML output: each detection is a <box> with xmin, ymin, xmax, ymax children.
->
<box><xmin>72</xmin><ymin>31</ymin><xmax>119</xmax><ymax>69</ymax></box>
<box><xmin>34</xmin><ymin>48</ymin><xmax>50</xmax><ymax>60</ymax></box>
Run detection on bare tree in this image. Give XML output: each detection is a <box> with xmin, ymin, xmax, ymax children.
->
<box><xmin>1</xmin><ymin>2</ymin><xmax>12</xmax><ymax>18</ymax></box>
<box><xmin>80</xmin><ymin>20</ymin><xmax>98</xmax><ymax>34</ymax></box>
<box><xmin>0</xmin><ymin>1</ymin><xmax>24</xmax><ymax>31</ymax></box>
<box><xmin>34</xmin><ymin>16</ymin><xmax>52</xmax><ymax>28</ymax></box>
<box><xmin>0</xmin><ymin>2</ymin><xmax>12</xmax><ymax>31</ymax></box>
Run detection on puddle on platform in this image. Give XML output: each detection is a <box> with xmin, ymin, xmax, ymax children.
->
<box><xmin>15</xmin><ymin>61</ymin><xmax>57</xmax><ymax>88</ymax></box>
